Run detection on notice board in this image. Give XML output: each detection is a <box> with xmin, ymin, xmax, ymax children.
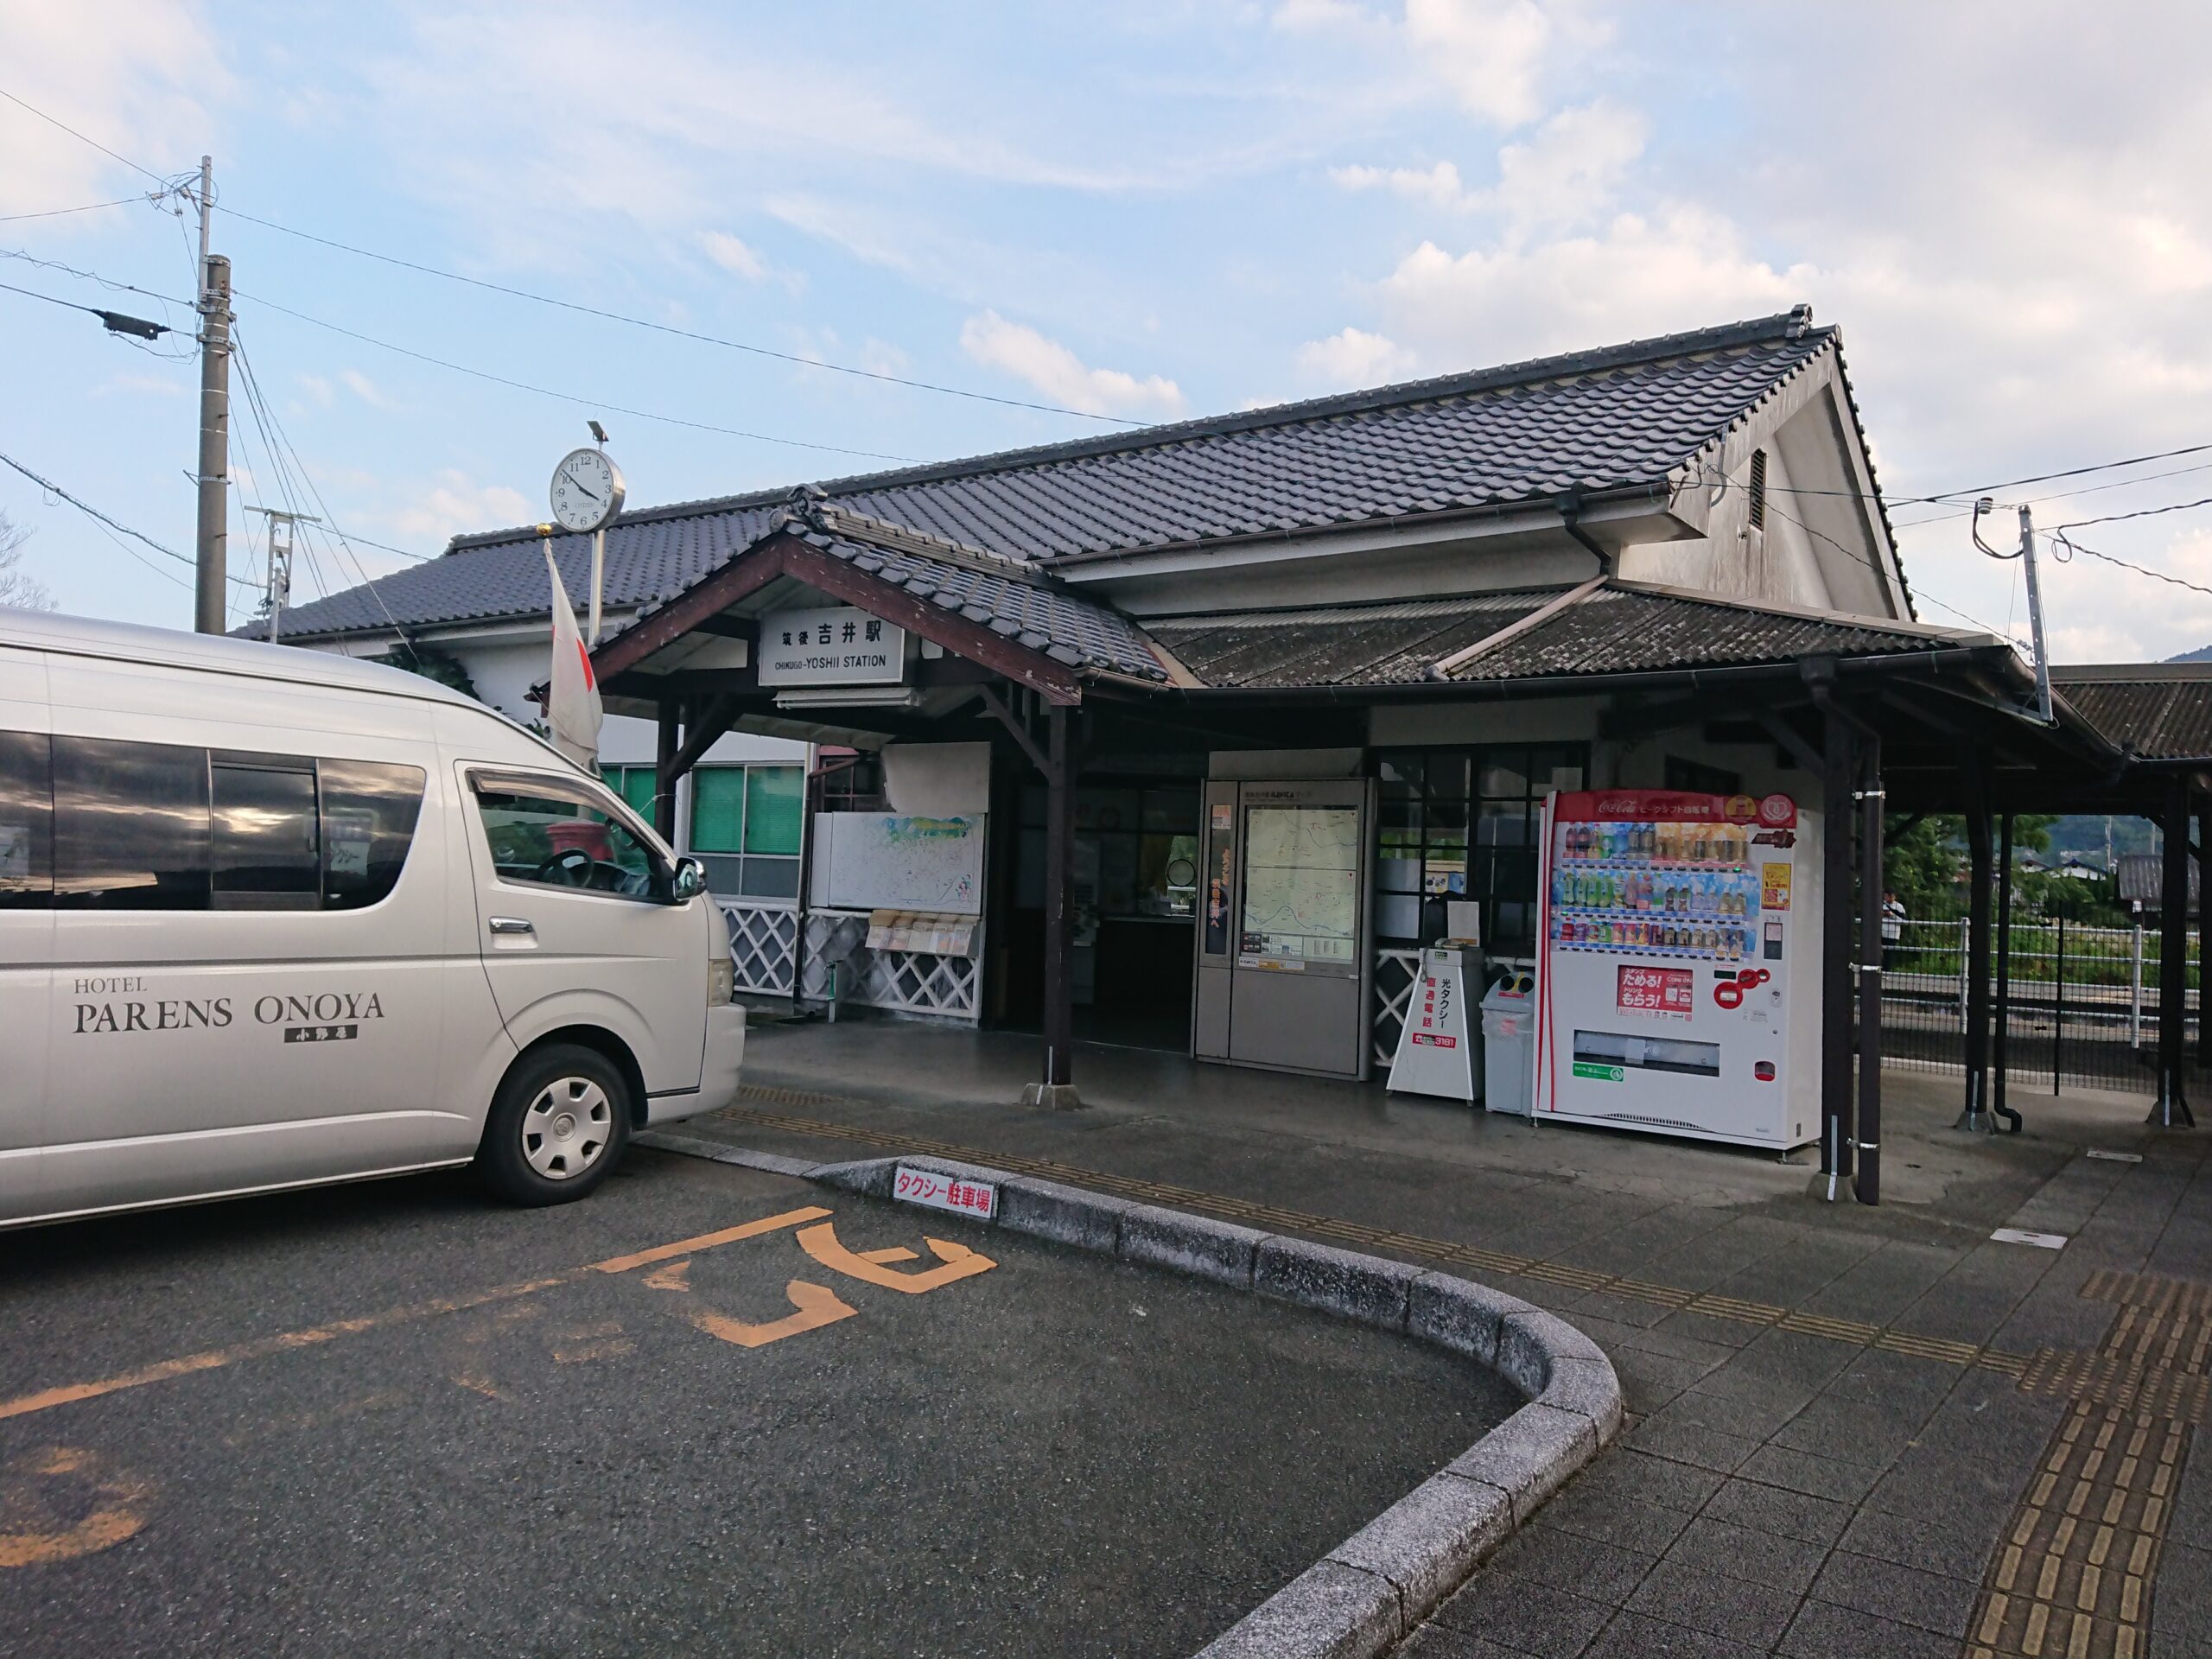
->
<box><xmin>809</xmin><ymin>812</ymin><xmax>985</xmax><ymax>915</ymax></box>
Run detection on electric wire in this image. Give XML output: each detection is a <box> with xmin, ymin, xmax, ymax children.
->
<box><xmin>211</xmin><ymin>202</ymin><xmax>1147</xmax><ymax>428</ymax></box>
<box><xmin>0</xmin><ymin>196</ymin><xmax>149</xmax><ymax>224</ymax></box>
<box><xmin>0</xmin><ymin>86</ymin><xmax>175</xmax><ymax>186</ymax></box>
<box><xmin>232</xmin><ymin>286</ymin><xmax>919</xmax><ymax>464</ymax></box>
<box><xmin>2047</xmin><ymin>496</ymin><xmax>2212</xmax><ymax>535</ymax></box>
<box><xmin>232</xmin><ymin>327</ymin><xmax>427</xmax><ymax>652</ymax></box>
<box><xmin>0</xmin><ymin>449</ymin><xmax>251</xmax><ymax>588</ymax></box>
<box><xmin>2046</xmin><ymin>531</ymin><xmax>2212</xmax><ymax>601</ymax></box>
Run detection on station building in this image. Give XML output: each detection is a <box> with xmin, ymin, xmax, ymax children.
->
<box><xmin>259</xmin><ymin>308</ymin><xmax>2207</xmax><ymax>1198</ymax></box>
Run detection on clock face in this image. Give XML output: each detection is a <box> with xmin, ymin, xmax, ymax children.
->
<box><xmin>549</xmin><ymin>448</ymin><xmax>625</xmax><ymax>533</ymax></box>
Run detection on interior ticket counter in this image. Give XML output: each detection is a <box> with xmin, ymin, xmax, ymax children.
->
<box><xmin>1192</xmin><ymin>779</ymin><xmax>1377</xmax><ymax>1079</ymax></box>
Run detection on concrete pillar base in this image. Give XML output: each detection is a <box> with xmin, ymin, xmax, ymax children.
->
<box><xmin>1952</xmin><ymin>1108</ymin><xmax>1999</xmax><ymax>1135</ymax></box>
<box><xmin>1020</xmin><ymin>1082</ymin><xmax>1085</xmax><ymax>1111</ymax></box>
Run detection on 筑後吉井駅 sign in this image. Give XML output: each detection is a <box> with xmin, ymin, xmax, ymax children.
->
<box><xmin>760</xmin><ymin>607</ymin><xmax>907</xmax><ymax>687</ymax></box>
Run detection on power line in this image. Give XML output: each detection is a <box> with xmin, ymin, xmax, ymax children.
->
<box><xmin>0</xmin><ymin>449</ymin><xmax>252</xmax><ymax>588</ymax></box>
<box><xmin>0</xmin><ymin>277</ymin><xmax>178</xmax><ymax>341</ymax></box>
<box><xmin>212</xmin><ymin>202</ymin><xmax>1147</xmax><ymax>428</ymax></box>
<box><xmin>0</xmin><ymin>86</ymin><xmax>175</xmax><ymax>186</ymax></box>
<box><xmin>232</xmin><ymin>329</ymin><xmax>425</xmax><ymax>651</ymax></box>
<box><xmin>2047</xmin><ymin>531</ymin><xmax>2212</xmax><ymax>601</ymax></box>
<box><xmin>0</xmin><ymin>196</ymin><xmax>149</xmax><ymax>224</ymax></box>
<box><xmin>2047</xmin><ymin>495</ymin><xmax>2212</xmax><ymax>535</ymax></box>
<box><xmin>233</xmin><ymin>286</ymin><xmax>921</xmax><ymax>464</ymax></box>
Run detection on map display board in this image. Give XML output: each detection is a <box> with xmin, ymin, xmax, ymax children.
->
<box><xmin>1239</xmin><ymin>805</ymin><xmax>1359</xmax><ymax>967</ymax></box>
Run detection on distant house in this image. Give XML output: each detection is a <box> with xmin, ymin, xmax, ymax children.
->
<box><xmin>2117</xmin><ymin>853</ymin><xmax>2196</xmax><ymax>919</ymax></box>
<box><xmin>2055</xmin><ymin>855</ymin><xmax>2107</xmax><ymax>881</ymax></box>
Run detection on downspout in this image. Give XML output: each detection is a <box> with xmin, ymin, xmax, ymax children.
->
<box><xmin>1559</xmin><ymin>494</ymin><xmax>1613</xmax><ymax>579</ymax></box>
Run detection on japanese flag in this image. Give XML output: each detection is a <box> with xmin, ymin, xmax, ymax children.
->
<box><xmin>545</xmin><ymin>547</ymin><xmax>602</xmax><ymax>771</ymax></box>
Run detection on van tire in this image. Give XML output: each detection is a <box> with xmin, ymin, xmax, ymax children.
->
<box><xmin>477</xmin><ymin>1044</ymin><xmax>632</xmax><ymax>1206</ymax></box>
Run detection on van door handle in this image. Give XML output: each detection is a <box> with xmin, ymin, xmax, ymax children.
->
<box><xmin>488</xmin><ymin>917</ymin><xmax>536</xmax><ymax>936</ymax></box>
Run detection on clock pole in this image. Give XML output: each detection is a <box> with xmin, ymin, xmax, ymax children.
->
<box><xmin>589</xmin><ymin>524</ymin><xmax>604</xmax><ymax>646</ymax></box>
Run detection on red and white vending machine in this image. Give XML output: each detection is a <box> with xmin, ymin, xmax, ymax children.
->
<box><xmin>1533</xmin><ymin>789</ymin><xmax>1821</xmax><ymax>1149</ymax></box>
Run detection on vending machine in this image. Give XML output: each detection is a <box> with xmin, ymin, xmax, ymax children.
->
<box><xmin>1533</xmin><ymin>789</ymin><xmax>1821</xmax><ymax>1149</ymax></box>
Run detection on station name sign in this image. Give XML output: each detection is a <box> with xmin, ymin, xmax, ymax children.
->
<box><xmin>759</xmin><ymin>606</ymin><xmax>907</xmax><ymax>687</ymax></box>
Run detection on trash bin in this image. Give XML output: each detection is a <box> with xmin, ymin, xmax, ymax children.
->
<box><xmin>1480</xmin><ymin>971</ymin><xmax>1537</xmax><ymax>1116</ymax></box>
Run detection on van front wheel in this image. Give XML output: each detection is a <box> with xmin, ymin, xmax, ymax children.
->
<box><xmin>478</xmin><ymin>1044</ymin><xmax>632</xmax><ymax>1205</ymax></box>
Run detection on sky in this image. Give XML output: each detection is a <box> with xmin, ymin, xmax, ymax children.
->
<box><xmin>4</xmin><ymin>1</ymin><xmax>2212</xmax><ymax>660</ymax></box>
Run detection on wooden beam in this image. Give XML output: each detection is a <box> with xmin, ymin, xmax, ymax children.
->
<box><xmin>976</xmin><ymin>684</ymin><xmax>1053</xmax><ymax>779</ymax></box>
<box><xmin>662</xmin><ymin>693</ymin><xmax>741</xmax><ymax>786</ymax></box>
<box><xmin>589</xmin><ymin>531</ymin><xmax>1089</xmax><ymax>707</ymax></box>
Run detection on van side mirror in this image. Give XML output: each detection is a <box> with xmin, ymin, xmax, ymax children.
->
<box><xmin>671</xmin><ymin>856</ymin><xmax>709</xmax><ymax>902</ymax></box>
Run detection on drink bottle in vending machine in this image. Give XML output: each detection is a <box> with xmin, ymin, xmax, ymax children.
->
<box><xmin>1532</xmin><ymin>789</ymin><xmax>1821</xmax><ymax>1149</ymax></box>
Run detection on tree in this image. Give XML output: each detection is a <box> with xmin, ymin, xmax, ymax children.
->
<box><xmin>0</xmin><ymin>512</ymin><xmax>54</xmax><ymax>612</ymax></box>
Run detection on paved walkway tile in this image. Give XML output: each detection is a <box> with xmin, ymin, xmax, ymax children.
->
<box><xmin>689</xmin><ymin>1027</ymin><xmax>2212</xmax><ymax>1657</ymax></box>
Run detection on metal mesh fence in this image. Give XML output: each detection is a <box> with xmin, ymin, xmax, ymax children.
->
<box><xmin>1880</xmin><ymin>917</ymin><xmax>2191</xmax><ymax>1095</ymax></box>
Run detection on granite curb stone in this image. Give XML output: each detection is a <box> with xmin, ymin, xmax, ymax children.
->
<box><xmin>675</xmin><ymin>1146</ymin><xmax>1621</xmax><ymax>1659</ymax></box>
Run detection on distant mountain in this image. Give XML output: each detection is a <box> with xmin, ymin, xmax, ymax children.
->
<box><xmin>2170</xmin><ymin>645</ymin><xmax>2212</xmax><ymax>663</ymax></box>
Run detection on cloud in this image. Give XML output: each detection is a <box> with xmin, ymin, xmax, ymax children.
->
<box><xmin>1403</xmin><ymin>0</ymin><xmax>1558</xmax><ymax>126</ymax></box>
<box><xmin>1370</xmin><ymin>207</ymin><xmax>1808</xmax><ymax>366</ymax></box>
<box><xmin>0</xmin><ymin>0</ymin><xmax>225</xmax><ymax>215</ymax></box>
<box><xmin>958</xmin><ymin>311</ymin><xmax>1185</xmax><ymax>418</ymax></box>
<box><xmin>298</xmin><ymin>373</ymin><xmax>334</xmax><ymax>408</ymax></box>
<box><xmin>1331</xmin><ymin>99</ymin><xmax>1645</xmax><ymax>232</ymax></box>
<box><xmin>390</xmin><ymin>470</ymin><xmax>532</xmax><ymax>546</ymax></box>
<box><xmin>1295</xmin><ymin>327</ymin><xmax>1417</xmax><ymax>389</ymax></box>
<box><xmin>700</xmin><ymin>232</ymin><xmax>769</xmax><ymax>281</ymax></box>
<box><xmin>340</xmin><ymin>370</ymin><xmax>399</xmax><ymax>410</ymax></box>
<box><xmin>1276</xmin><ymin>0</ymin><xmax>1591</xmax><ymax>127</ymax></box>
<box><xmin>1332</xmin><ymin>160</ymin><xmax>1476</xmax><ymax>212</ymax></box>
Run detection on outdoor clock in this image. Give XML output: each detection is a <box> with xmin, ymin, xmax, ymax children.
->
<box><xmin>549</xmin><ymin>447</ymin><xmax>626</xmax><ymax>534</ymax></box>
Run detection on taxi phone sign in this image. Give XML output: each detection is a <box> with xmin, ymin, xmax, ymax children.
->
<box><xmin>1387</xmin><ymin>948</ymin><xmax>1477</xmax><ymax>1101</ymax></box>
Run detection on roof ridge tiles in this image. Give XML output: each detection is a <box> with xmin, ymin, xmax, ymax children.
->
<box><xmin>444</xmin><ymin>307</ymin><xmax>1824</xmax><ymax>554</ymax></box>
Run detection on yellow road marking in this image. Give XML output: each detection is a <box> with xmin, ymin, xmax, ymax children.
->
<box><xmin>0</xmin><ymin>1202</ymin><xmax>836</xmax><ymax>1426</ymax></box>
<box><xmin>691</xmin><ymin>1281</ymin><xmax>858</xmax><ymax>1350</ymax></box>
<box><xmin>797</xmin><ymin>1221</ymin><xmax>996</xmax><ymax>1294</ymax></box>
<box><xmin>588</xmin><ymin>1206</ymin><xmax>830</xmax><ymax>1274</ymax></box>
<box><xmin>0</xmin><ymin>1446</ymin><xmax>154</xmax><ymax>1567</ymax></box>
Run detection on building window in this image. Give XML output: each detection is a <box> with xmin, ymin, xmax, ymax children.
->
<box><xmin>689</xmin><ymin>763</ymin><xmax>804</xmax><ymax>899</ymax></box>
<box><xmin>1018</xmin><ymin>783</ymin><xmax>1199</xmax><ymax>917</ymax></box>
<box><xmin>817</xmin><ymin>750</ymin><xmax>887</xmax><ymax>813</ymax></box>
<box><xmin>1375</xmin><ymin>745</ymin><xmax>1586</xmax><ymax>952</ymax></box>
<box><xmin>604</xmin><ymin>765</ymin><xmax>659</xmax><ymax>823</ymax></box>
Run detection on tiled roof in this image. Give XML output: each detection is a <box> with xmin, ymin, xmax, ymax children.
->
<box><xmin>1152</xmin><ymin>583</ymin><xmax>1966</xmax><ymax>691</ymax></box>
<box><xmin>2051</xmin><ymin>666</ymin><xmax>2212</xmax><ymax>760</ymax></box>
<box><xmin>748</xmin><ymin>505</ymin><xmax>1171</xmax><ymax>683</ymax></box>
<box><xmin>249</xmin><ymin>308</ymin><xmax>1841</xmax><ymax>643</ymax></box>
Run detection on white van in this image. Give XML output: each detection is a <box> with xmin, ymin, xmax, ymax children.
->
<box><xmin>0</xmin><ymin>610</ymin><xmax>743</xmax><ymax>1227</ymax></box>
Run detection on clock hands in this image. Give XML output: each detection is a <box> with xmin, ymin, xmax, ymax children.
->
<box><xmin>562</xmin><ymin>467</ymin><xmax>602</xmax><ymax>503</ymax></box>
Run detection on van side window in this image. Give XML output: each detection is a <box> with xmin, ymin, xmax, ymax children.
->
<box><xmin>0</xmin><ymin>730</ymin><xmax>53</xmax><ymax>906</ymax></box>
<box><xmin>211</xmin><ymin>755</ymin><xmax>321</xmax><ymax>910</ymax></box>
<box><xmin>474</xmin><ymin>779</ymin><xmax>668</xmax><ymax>902</ymax></box>
<box><xmin>53</xmin><ymin>737</ymin><xmax>212</xmax><ymax>910</ymax></box>
<box><xmin>320</xmin><ymin>760</ymin><xmax>425</xmax><ymax>910</ymax></box>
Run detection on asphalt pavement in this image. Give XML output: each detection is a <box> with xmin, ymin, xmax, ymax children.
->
<box><xmin>0</xmin><ymin>1147</ymin><xmax>1516</xmax><ymax>1657</ymax></box>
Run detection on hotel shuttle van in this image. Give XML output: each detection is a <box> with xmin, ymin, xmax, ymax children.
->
<box><xmin>0</xmin><ymin>610</ymin><xmax>744</xmax><ymax>1228</ymax></box>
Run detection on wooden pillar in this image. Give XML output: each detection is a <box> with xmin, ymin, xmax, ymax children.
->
<box><xmin>2155</xmin><ymin>781</ymin><xmax>2196</xmax><ymax>1128</ymax></box>
<box><xmin>653</xmin><ymin>700</ymin><xmax>681</xmax><ymax>842</ymax></box>
<box><xmin>1855</xmin><ymin>729</ymin><xmax>1885</xmax><ymax>1205</ymax></box>
<box><xmin>1026</xmin><ymin>702</ymin><xmax>1081</xmax><ymax>1107</ymax></box>
<box><xmin>1821</xmin><ymin>706</ymin><xmax>1856</xmax><ymax>1180</ymax></box>
<box><xmin>1957</xmin><ymin>766</ymin><xmax>1995</xmax><ymax>1131</ymax></box>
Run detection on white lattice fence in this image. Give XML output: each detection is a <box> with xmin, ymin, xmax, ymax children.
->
<box><xmin>798</xmin><ymin>907</ymin><xmax>982</xmax><ymax>1024</ymax></box>
<box><xmin>1372</xmin><ymin>948</ymin><xmax>1421</xmax><ymax>1066</ymax></box>
<box><xmin>721</xmin><ymin>901</ymin><xmax>798</xmax><ymax>996</ymax></box>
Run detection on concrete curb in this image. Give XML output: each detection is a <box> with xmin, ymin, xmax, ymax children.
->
<box><xmin>641</xmin><ymin>1136</ymin><xmax>1620</xmax><ymax>1658</ymax></box>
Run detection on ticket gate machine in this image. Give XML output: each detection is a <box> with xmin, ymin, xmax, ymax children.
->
<box><xmin>1192</xmin><ymin>778</ymin><xmax>1377</xmax><ymax>1079</ymax></box>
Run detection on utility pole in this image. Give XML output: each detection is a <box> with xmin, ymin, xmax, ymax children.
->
<box><xmin>245</xmin><ymin>506</ymin><xmax>318</xmax><ymax>646</ymax></box>
<box><xmin>193</xmin><ymin>155</ymin><xmax>231</xmax><ymax>635</ymax></box>
<box><xmin>2018</xmin><ymin>504</ymin><xmax>2054</xmax><ymax>725</ymax></box>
